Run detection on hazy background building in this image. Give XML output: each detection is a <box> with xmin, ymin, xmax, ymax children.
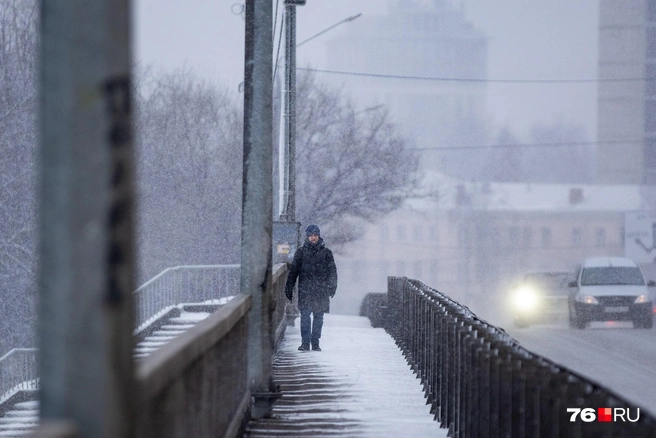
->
<box><xmin>324</xmin><ymin>0</ymin><xmax>488</xmax><ymax>179</ymax></box>
<box><xmin>596</xmin><ymin>0</ymin><xmax>656</xmax><ymax>184</ymax></box>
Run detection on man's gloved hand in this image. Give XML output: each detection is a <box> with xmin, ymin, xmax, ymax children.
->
<box><xmin>330</xmin><ymin>289</ymin><xmax>336</xmax><ymax>298</ymax></box>
<box><xmin>285</xmin><ymin>290</ymin><xmax>293</xmax><ymax>302</ymax></box>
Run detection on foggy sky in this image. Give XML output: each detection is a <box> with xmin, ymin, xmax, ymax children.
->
<box><xmin>134</xmin><ymin>0</ymin><xmax>599</xmax><ymax>140</ymax></box>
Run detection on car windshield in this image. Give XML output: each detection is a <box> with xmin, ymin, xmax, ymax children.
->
<box><xmin>523</xmin><ymin>273</ymin><xmax>571</xmax><ymax>296</ymax></box>
<box><xmin>580</xmin><ymin>267</ymin><xmax>645</xmax><ymax>286</ymax></box>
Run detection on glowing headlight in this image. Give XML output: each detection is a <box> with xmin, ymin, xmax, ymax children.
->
<box><xmin>511</xmin><ymin>287</ymin><xmax>539</xmax><ymax>311</ymax></box>
<box><xmin>634</xmin><ymin>294</ymin><xmax>650</xmax><ymax>304</ymax></box>
<box><xmin>575</xmin><ymin>293</ymin><xmax>599</xmax><ymax>304</ymax></box>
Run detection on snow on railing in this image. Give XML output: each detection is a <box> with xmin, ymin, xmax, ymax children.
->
<box><xmin>0</xmin><ymin>348</ymin><xmax>39</xmax><ymax>404</ymax></box>
<box><xmin>1</xmin><ymin>265</ymin><xmax>241</xmax><ymax>405</ymax></box>
<box><xmin>134</xmin><ymin>264</ymin><xmax>240</xmax><ymax>332</ymax></box>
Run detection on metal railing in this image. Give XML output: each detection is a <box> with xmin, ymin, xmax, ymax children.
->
<box><xmin>1</xmin><ymin>263</ymin><xmax>287</xmax><ymax>437</ymax></box>
<box><xmin>387</xmin><ymin>277</ymin><xmax>656</xmax><ymax>438</ymax></box>
<box><xmin>0</xmin><ymin>265</ymin><xmax>240</xmax><ymax>407</ymax></box>
<box><xmin>135</xmin><ymin>263</ymin><xmax>289</xmax><ymax>438</ymax></box>
<box><xmin>134</xmin><ymin>264</ymin><xmax>240</xmax><ymax>331</ymax></box>
<box><xmin>136</xmin><ymin>294</ymin><xmax>252</xmax><ymax>438</ymax></box>
<box><xmin>0</xmin><ymin>348</ymin><xmax>38</xmax><ymax>404</ymax></box>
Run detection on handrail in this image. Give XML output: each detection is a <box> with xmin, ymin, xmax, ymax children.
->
<box><xmin>135</xmin><ymin>293</ymin><xmax>252</xmax><ymax>438</ymax></box>
<box><xmin>133</xmin><ymin>264</ymin><xmax>241</xmax><ymax>331</ymax></box>
<box><xmin>0</xmin><ymin>348</ymin><xmax>39</xmax><ymax>404</ymax></box>
<box><xmin>136</xmin><ymin>294</ymin><xmax>252</xmax><ymax>400</ymax></box>
<box><xmin>2</xmin><ymin>263</ymin><xmax>288</xmax><ymax>438</ymax></box>
<box><xmin>386</xmin><ymin>277</ymin><xmax>656</xmax><ymax>437</ymax></box>
<box><xmin>1</xmin><ymin>265</ymin><xmax>241</xmax><ymax>406</ymax></box>
<box><xmin>134</xmin><ymin>264</ymin><xmax>240</xmax><ymax>293</ymax></box>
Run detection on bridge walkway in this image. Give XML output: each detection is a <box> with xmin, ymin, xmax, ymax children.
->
<box><xmin>245</xmin><ymin>314</ymin><xmax>447</xmax><ymax>437</ymax></box>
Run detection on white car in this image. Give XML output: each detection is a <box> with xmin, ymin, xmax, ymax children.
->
<box><xmin>568</xmin><ymin>257</ymin><xmax>655</xmax><ymax>329</ymax></box>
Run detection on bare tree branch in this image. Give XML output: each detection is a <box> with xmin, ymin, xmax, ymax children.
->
<box><xmin>294</xmin><ymin>70</ymin><xmax>420</xmax><ymax>246</ymax></box>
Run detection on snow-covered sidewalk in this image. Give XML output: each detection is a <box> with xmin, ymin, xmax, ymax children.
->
<box><xmin>246</xmin><ymin>314</ymin><xmax>448</xmax><ymax>437</ymax></box>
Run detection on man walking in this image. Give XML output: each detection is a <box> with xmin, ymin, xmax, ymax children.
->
<box><xmin>285</xmin><ymin>224</ymin><xmax>338</xmax><ymax>351</ymax></box>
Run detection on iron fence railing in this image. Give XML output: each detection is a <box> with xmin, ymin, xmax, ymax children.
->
<box><xmin>0</xmin><ymin>348</ymin><xmax>38</xmax><ymax>404</ymax></box>
<box><xmin>386</xmin><ymin>277</ymin><xmax>656</xmax><ymax>438</ymax></box>
<box><xmin>134</xmin><ymin>264</ymin><xmax>240</xmax><ymax>331</ymax></box>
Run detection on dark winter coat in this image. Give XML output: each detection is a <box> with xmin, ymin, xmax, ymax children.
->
<box><xmin>285</xmin><ymin>238</ymin><xmax>338</xmax><ymax>313</ymax></box>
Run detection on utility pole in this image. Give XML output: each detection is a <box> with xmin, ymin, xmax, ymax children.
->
<box><xmin>38</xmin><ymin>0</ymin><xmax>135</xmax><ymax>437</ymax></box>
<box><xmin>278</xmin><ymin>0</ymin><xmax>306</xmax><ymax>222</ymax></box>
<box><xmin>273</xmin><ymin>7</ymin><xmax>361</xmax><ymax>267</ymax></box>
<box><xmin>242</xmin><ymin>0</ymin><xmax>277</xmax><ymax>419</ymax></box>
<box><xmin>273</xmin><ymin>1</ymin><xmax>305</xmax><ymax>268</ymax></box>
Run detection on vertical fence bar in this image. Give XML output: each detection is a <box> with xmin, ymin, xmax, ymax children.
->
<box><xmin>498</xmin><ymin>349</ymin><xmax>513</xmax><ymax>438</ymax></box>
<box><xmin>477</xmin><ymin>338</ymin><xmax>491</xmax><ymax>438</ymax></box>
<box><xmin>489</xmin><ymin>347</ymin><xmax>500</xmax><ymax>438</ymax></box>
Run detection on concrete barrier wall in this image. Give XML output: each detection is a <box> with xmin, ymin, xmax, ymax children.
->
<box><xmin>133</xmin><ymin>264</ymin><xmax>289</xmax><ymax>438</ymax></box>
<box><xmin>135</xmin><ymin>294</ymin><xmax>252</xmax><ymax>438</ymax></box>
<box><xmin>271</xmin><ymin>263</ymin><xmax>290</xmax><ymax>350</ymax></box>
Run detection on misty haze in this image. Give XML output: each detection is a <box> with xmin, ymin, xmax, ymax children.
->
<box><xmin>1</xmin><ymin>0</ymin><xmax>656</xmax><ymax>436</ymax></box>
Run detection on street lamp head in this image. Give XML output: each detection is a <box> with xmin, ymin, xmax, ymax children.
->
<box><xmin>284</xmin><ymin>0</ymin><xmax>306</xmax><ymax>5</ymax></box>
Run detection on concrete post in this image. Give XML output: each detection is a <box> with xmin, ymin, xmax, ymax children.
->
<box><xmin>38</xmin><ymin>1</ymin><xmax>135</xmax><ymax>436</ymax></box>
<box><xmin>241</xmin><ymin>0</ymin><xmax>276</xmax><ymax>419</ymax></box>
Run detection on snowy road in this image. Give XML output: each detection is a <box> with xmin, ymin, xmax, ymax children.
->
<box><xmin>505</xmin><ymin>320</ymin><xmax>656</xmax><ymax>416</ymax></box>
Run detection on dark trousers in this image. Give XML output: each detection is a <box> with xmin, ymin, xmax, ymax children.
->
<box><xmin>300</xmin><ymin>309</ymin><xmax>324</xmax><ymax>346</ymax></box>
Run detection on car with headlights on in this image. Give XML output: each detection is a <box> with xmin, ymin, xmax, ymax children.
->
<box><xmin>510</xmin><ymin>271</ymin><xmax>573</xmax><ymax>328</ymax></box>
<box><xmin>568</xmin><ymin>257</ymin><xmax>655</xmax><ymax>329</ymax></box>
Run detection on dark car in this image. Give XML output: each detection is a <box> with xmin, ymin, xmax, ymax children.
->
<box><xmin>509</xmin><ymin>271</ymin><xmax>574</xmax><ymax>328</ymax></box>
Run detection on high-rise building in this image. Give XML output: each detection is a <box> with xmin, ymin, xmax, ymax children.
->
<box><xmin>324</xmin><ymin>0</ymin><xmax>487</xmax><ymax>178</ymax></box>
<box><xmin>596</xmin><ymin>0</ymin><xmax>656</xmax><ymax>184</ymax></box>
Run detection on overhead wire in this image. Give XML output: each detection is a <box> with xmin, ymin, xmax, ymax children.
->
<box><xmin>273</xmin><ymin>0</ymin><xmax>284</xmax><ymax>83</ymax></box>
<box><xmin>272</xmin><ymin>0</ymin><xmax>280</xmax><ymax>47</ymax></box>
<box><xmin>297</xmin><ymin>67</ymin><xmax>650</xmax><ymax>84</ymax></box>
<box><xmin>294</xmin><ymin>68</ymin><xmax>647</xmax><ymax>151</ymax></box>
<box><xmin>410</xmin><ymin>139</ymin><xmax>646</xmax><ymax>151</ymax></box>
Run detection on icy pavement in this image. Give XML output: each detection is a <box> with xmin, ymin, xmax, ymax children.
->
<box><xmin>246</xmin><ymin>314</ymin><xmax>447</xmax><ymax>437</ymax></box>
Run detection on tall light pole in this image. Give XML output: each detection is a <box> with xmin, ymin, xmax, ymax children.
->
<box><xmin>273</xmin><ymin>7</ymin><xmax>362</xmax><ymax>266</ymax></box>
<box><xmin>278</xmin><ymin>0</ymin><xmax>305</xmax><ymax>222</ymax></box>
<box><xmin>296</xmin><ymin>13</ymin><xmax>361</xmax><ymax>48</ymax></box>
<box><xmin>277</xmin><ymin>8</ymin><xmax>362</xmax><ymax>222</ymax></box>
